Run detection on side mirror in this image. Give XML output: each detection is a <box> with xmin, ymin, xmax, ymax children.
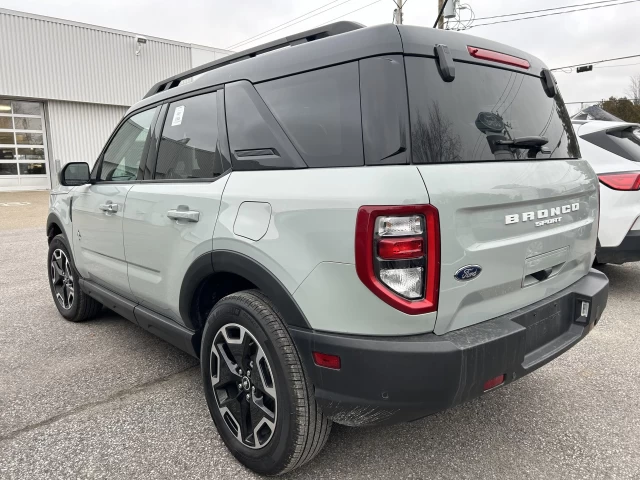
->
<box><xmin>59</xmin><ymin>162</ymin><xmax>91</xmax><ymax>186</ymax></box>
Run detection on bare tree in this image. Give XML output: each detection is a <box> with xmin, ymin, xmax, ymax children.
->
<box><xmin>627</xmin><ymin>74</ymin><xmax>640</xmax><ymax>106</ymax></box>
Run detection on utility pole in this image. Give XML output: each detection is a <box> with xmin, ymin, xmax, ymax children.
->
<box><xmin>437</xmin><ymin>0</ymin><xmax>444</xmax><ymax>28</ymax></box>
<box><xmin>393</xmin><ymin>1</ymin><xmax>403</xmax><ymax>25</ymax></box>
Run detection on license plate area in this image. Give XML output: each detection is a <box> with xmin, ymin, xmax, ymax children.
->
<box><xmin>513</xmin><ymin>295</ymin><xmax>573</xmax><ymax>354</ymax></box>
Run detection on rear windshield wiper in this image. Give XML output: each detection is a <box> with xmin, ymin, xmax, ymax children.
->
<box><xmin>495</xmin><ymin>136</ymin><xmax>549</xmax><ymax>148</ymax></box>
<box><xmin>495</xmin><ymin>136</ymin><xmax>551</xmax><ymax>158</ymax></box>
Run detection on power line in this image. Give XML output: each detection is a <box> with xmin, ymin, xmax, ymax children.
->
<box><xmin>319</xmin><ymin>0</ymin><xmax>383</xmax><ymax>27</ymax></box>
<box><xmin>596</xmin><ymin>61</ymin><xmax>640</xmax><ymax>68</ymax></box>
<box><xmin>474</xmin><ymin>0</ymin><xmax>624</xmax><ymax>21</ymax></box>
<box><xmin>564</xmin><ymin>99</ymin><xmax>640</xmax><ymax>104</ymax></box>
<box><xmin>226</xmin><ymin>0</ymin><xmax>356</xmax><ymax>50</ymax></box>
<box><xmin>469</xmin><ymin>0</ymin><xmax>640</xmax><ymax>29</ymax></box>
<box><xmin>551</xmin><ymin>54</ymin><xmax>640</xmax><ymax>71</ymax></box>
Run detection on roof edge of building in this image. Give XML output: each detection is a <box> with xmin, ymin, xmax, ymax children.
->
<box><xmin>0</xmin><ymin>7</ymin><xmax>224</xmax><ymax>50</ymax></box>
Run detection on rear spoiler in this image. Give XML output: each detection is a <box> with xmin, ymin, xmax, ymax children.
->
<box><xmin>144</xmin><ymin>21</ymin><xmax>363</xmax><ymax>99</ymax></box>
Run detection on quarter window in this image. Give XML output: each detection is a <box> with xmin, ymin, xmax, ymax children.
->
<box><xmin>155</xmin><ymin>92</ymin><xmax>227</xmax><ymax>180</ymax></box>
<box><xmin>99</xmin><ymin>107</ymin><xmax>158</xmax><ymax>182</ymax></box>
<box><xmin>256</xmin><ymin>62</ymin><xmax>364</xmax><ymax>168</ymax></box>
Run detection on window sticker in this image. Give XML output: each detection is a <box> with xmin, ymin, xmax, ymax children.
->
<box><xmin>171</xmin><ymin>106</ymin><xmax>185</xmax><ymax>126</ymax></box>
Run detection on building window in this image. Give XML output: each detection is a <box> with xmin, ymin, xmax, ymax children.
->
<box><xmin>0</xmin><ymin>99</ymin><xmax>49</xmax><ymax>188</ymax></box>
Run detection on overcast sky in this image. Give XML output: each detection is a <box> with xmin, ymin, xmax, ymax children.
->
<box><xmin>3</xmin><ymin>0</ymin><xmax>639</xmax><ymax>113</ymax></box>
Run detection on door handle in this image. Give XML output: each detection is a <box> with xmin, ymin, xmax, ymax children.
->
<box><xmin>167</xmin><ymin>208</ymin><xmax>200</xmax><ymax>222</ymax></box>
<box><xmin>99</xmin><ymin>203</ymin><xmax>119</xmax><ymax>213</ymax></box>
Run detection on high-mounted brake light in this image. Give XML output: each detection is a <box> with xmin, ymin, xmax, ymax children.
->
<box><xmin>355</xmin><ymin>205</ymin><xmax>440</xmax><ymax>315</ymax></box>
<box><xmin>598</xmin><ymin>172</ymin><xmax>640</xmax><ymax>191</ymax></box>
<box><xmin>467</xmin><ymin>46</ymin><xmax>530</xmax><ymax>70</ymax></box>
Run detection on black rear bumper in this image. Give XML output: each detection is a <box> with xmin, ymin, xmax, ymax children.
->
<box><xmin>290</xmin><ymin>269</ymin><xmax>609</xmax><ymax>427</ymax></box>
<box><xmin>597</xmin><ymin>231</ymin><xmax>640</xmax><ymax>264</ymax></box>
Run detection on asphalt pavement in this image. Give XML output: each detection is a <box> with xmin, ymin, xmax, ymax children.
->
<box><xmin>1</xmin><ymin>199</ymin><xmax>639</xmax><ymax>479</ymax></box>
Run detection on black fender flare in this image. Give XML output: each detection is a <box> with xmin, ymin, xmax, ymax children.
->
<box><xmin>46</xmin><ymin>212</ymin><xmax>67</xmax><ymax>240</ymax></box>
<box><xmin>179</xmin><ymin>250</ymin><xmax>312</xmax><ymax>331</ymax></box>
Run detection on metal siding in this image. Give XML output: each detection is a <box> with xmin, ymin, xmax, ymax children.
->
<box><xmin>47</xmin><ymin>101</ymin><xmax>127</xmax><ymax>171</ymax></box>
<box><xmin>0</xmin><ymin>10</ymin><xmax>192</xmax><ymax>106</ymax></box>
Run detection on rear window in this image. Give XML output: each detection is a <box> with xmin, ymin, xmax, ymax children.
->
<box><xmin>606</xmin><ymin>126</ymin><xmax>640</xmax><ymax>161</ymax></box>
<box><xmin>405</xmin><ymin>57</ymin><xmax>580</xmax><ymax>163</ymax></box>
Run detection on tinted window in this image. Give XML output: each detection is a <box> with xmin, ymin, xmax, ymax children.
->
<box><xmin>607</xmin><ymin>127</ymin><xmax>640</xmax><ymax>161</ymax></box>
<box><xmin>257</xmin><ymin>62</ymin><xmax>363</xmax><ymax>168</ymax></box>
<box><xmin>99</xmin><ymin>107</ymin><xmax>158</xmax><ymax>182</ymax></box>
<box><xmin>405</xmin><ymin>58</ymin><xmax>580</xmax><ymax>163</ymax></box>
<box><xmin>360</xmin><ymin>56</ymin><xmax>410</xmax><ymax>165</ymax></box>
<box><xmin>225</xmin><ymin>81</ymin><xmax>306</xmax><ymax>170</ymax></box>
<box><xmin>155</xmin><ymin>92</ymin><xmax>228</xmax><ymax>180</ymax></box>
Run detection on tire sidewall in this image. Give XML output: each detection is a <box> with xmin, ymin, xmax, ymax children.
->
<box><xmin>47</xmin><ymin>235</ymin><xmax>80</xmax><ymax>320</ymax></box>
<box><xmin>201</xmin><ymin>294</ymin><xmax>299</xmax><ymax>474</ymax></box>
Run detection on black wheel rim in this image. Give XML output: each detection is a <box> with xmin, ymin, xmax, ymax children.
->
<box><xmin>50</xmin><ymin>249</ymin><xmax>74</xmax><ymax>310</ymax></box>
<box><xmin>210</xmin><ymin>323</ymin><xmax>277</xmax><ymax>449</ymax></box>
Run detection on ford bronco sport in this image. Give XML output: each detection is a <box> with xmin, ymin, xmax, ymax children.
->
<box><xmin>47</xmin><ymin>22</ymin><xmax>609</xmax><ymax>475</ymax></box>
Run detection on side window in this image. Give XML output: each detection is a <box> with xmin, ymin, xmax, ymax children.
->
<box><xmin>155</xmin><ymin>92</ymin><xmax>229</xmax><ymax>180</ymax></box>
<box><xmin>256</xmin><ymin>62</ymin><xmax>363</xmax><ymax>168</ymax></box>
<box><xmin>99</xmin><ymin>107</ymin><xmax>158</xmax><ymax>182</ymax></box>
<box><xmin>225</xmin><ymin>81</ymin><xmax>306</xmax><ymax>170</ymax></box>
<box><xmin>360</xmin><ymin>56</ymin><xmax>410</xmax><ymax>165</ymax></box>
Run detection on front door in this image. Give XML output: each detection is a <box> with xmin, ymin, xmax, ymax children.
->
<box><xmin>123</xmin><ymin>90</ymin><xmax>230</xmax><ymax>323</ymax></box>
<box><xmin>72</xmin><ymin>106</ymin><xmax>159</xmax><ymax>297</ymax></box>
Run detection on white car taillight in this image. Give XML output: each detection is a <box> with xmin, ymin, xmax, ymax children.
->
<box><xmin>355</xmin><ymin>205</ymin><xmax>440</xmax><ymax>315</ymax></box>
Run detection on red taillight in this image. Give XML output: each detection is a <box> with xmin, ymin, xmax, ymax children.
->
<box><xmin>355</xmin><ymin>205</ymin><xmax>440</xmax><ymax>315</ymax></box>
<box><xmin>598</xmin><ymin>172</ymin><xmax>640</xmax><ymax>191</ymax></box>
<box><xmin>483</xmin><ymin>374</ymin><xmax>506</xmax><ymax>392</ymax></box>
<box><xmin>312</xmin><ymin>352</ymin><xmax>341</xmax><ymax>370</ymax></box>
<box><xmin>378</xmin><ymin>237</ymin><xmax>424</xmax><ymax>260</ymax></box>
<box><xmin>467</xmin><ymin>46</ymin><xmax>530</xmax><ymax>69</ymax></box>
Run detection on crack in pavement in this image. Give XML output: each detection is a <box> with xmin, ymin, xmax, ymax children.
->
<box><xmin>0</xmin><ymin>364</ymin><xmax>199</xmax><ymax>442</ymax></box>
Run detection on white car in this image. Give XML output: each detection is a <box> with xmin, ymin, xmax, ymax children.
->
<box><xmin>573</xmin><ymin>120</ymin><xmax>640</xmax><ymax>264</ymax></box>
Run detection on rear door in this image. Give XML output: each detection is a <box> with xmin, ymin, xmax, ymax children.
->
<box><xmin>122</xmin><ymin>89</ymin><xmax>230</xmax><ymax>324</ymax></box>
<box><xmin>72</xmin><ymin>107</ymin><xmax>159</xmax><ymax>297</ymax></box>
<box><xmin>403</xmin><ymin>45</ymin><xmax>599</xmax><ymax>335</ymax></box>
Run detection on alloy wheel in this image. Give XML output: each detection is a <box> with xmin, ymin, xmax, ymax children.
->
<box><xmin>210</xmin><ymin>323</ymin><xmax>277</xmax><ymax>449</ymax></box>
<box><xmin>50</xmin><ymin>249</ymin><xmax>74</xmax><ymax>310</ymax></box>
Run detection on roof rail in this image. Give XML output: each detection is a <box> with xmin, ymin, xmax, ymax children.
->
<box><xmin>144</xmin><ymin>21</ymin><xmax>364</xmax><ymax>99</ymax></box>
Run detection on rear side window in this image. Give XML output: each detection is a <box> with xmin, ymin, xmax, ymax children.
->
<box><xmin>405</xmin><ymin>57</ymin><xmax>580</xmax><ymax>163</ymax></box>
<box><xmin>360</xmin><ymin>56</ymin><xmax>410</xmax><ymax>165</ymax></box>
<box><xmin>155</xmin><ymin>92</ymin><xmax>229</xmax><ymax>180</ymax></box>
<box><xmin>257</xmin><ymin>62</ymin><xmax>363</xmax><ymax>168</ymax></box>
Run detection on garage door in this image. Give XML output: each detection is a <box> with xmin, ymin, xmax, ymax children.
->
<box><xmin>0</xmin><ymin>99</ymin><xmax>50</xmax><ymax>190</ymax></box>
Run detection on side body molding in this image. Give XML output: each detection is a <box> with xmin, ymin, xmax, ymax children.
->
<box><xmin>178</xmin><ymin>250</ymin><xmax>312</xmax><ymax>331</ymax></box>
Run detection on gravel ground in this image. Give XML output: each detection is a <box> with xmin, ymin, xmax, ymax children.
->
<box><xmin>1</xmin><ymin>223</ymin><xmax>639</xmax><ymax>479</ymax></box>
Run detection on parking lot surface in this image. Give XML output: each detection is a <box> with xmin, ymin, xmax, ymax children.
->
<box><xmin>1</xmin><ymin>202</ymin><xmax>640</xmax><ymax>478</ymax></box>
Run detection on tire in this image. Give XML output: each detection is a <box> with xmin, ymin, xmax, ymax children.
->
<box><xmin>201</xmin><ymin>290</ymin><xmax>331</xmax><ymax>476</ymax></box>
<box><xmin>47</xmin><ymin>234</ymin><xmax>102</xmax><ymax>322</ymax></box>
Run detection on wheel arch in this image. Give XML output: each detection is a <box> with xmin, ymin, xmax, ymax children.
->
<box><xmin>46</xmin><ymin>212</ymin><xmax>68</xmax><ymax>244</ymax></box>
<box><xmin>179</xmin><ymin>250</ymin><xmax>312</xmax><ymax>332</ymax></box>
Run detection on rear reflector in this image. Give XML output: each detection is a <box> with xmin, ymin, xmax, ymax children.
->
<box><xmin>467</xmin><ymin>46</ymin><xmax>530</xmax><ymax>69</ymax></box>
<box><xmin>378</xmin><ymin>237</ymin><xmax>424</xmax><ymax>260</ymax></box>
<box><xmin>312</xmin><ymin>352</ymin><xmax>341</xmax><ymax>370</ymax></box>
<box><xmin>483</xmin><ymin>374</ymin><xmax>506</xmax><ymax>391</ymax></box>
<box><xmin>598</xmin><ymin>172</ymin><xmax>640</xmax><ymax>191</ymax></box>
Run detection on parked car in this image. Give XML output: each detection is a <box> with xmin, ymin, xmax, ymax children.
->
<box><xmin>573</xmin><ymin>119</ymin><xmax>640</xmax><ymax>264</ymax></box>
<box><xmin>47</xmin><ymin>21</ymin><xmax>609</xmax><ymax>475</ymax></box>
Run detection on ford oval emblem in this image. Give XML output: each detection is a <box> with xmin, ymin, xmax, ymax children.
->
<box><xmin>454</xmin><ymin>265</ymin><xmax>482</xmax><ymax>281</ymax></box>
